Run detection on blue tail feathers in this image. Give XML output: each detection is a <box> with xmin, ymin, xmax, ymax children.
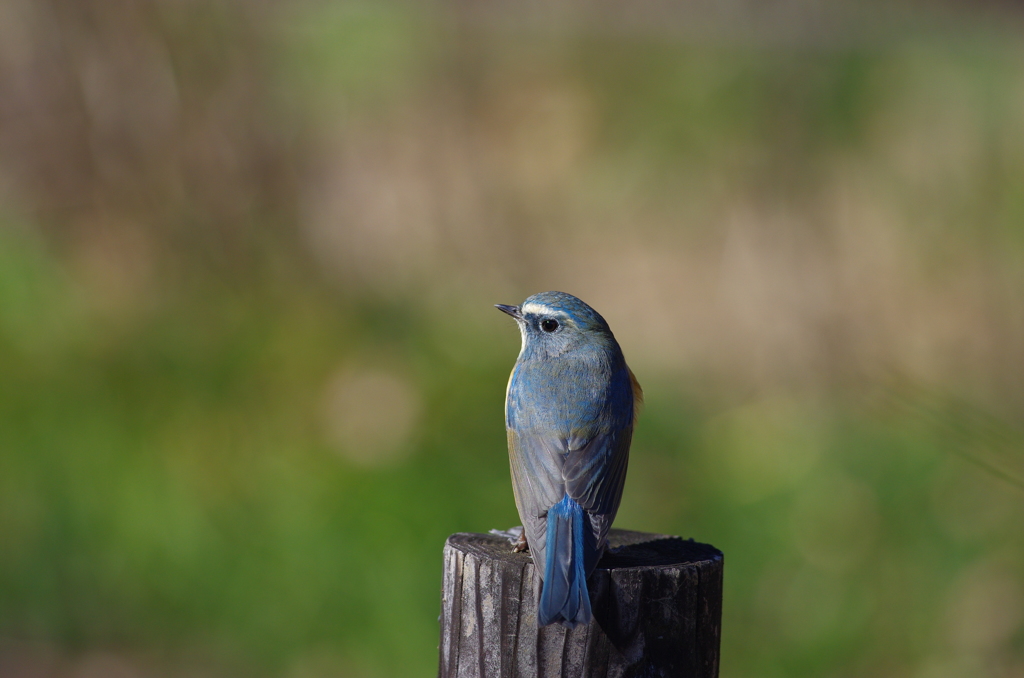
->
<box><xmin>538</xmin><ymin>495</ymin><xmax>594</xmax><ymax>628</ymax></box>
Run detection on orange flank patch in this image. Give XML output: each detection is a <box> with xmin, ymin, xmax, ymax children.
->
<box><xmin>628</xmin><ymin>366</ymin><xmax>644</xmax><ymax>421</ymax></box>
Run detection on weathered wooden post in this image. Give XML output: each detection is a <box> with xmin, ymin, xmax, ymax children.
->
<box><xmin>438</xmin><ymin>529</ymin><xmax>723</xmax><ymax>678</ymax></box>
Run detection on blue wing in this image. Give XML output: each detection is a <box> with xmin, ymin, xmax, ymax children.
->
<box><xmin>507</xmin><ymin>427</ymin><xmax>562</xmax><ymax>571</ymax></box>
<box><xmin>563</xmin><ymin>425</ymin><xmax>632</xmax><ymax>554</ymax></box>
<box><xmin>564</xmin><ymin>427</ymin><xmax>631</xmax><ymax>514</ymax></box>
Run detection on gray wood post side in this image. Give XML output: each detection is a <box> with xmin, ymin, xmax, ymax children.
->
<box><xmin>438</xmin><ymin>529</ymin><xmax>723</xmax><ymax>678</ymax></box>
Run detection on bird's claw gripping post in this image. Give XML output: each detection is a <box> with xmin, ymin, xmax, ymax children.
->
<box><xmin>488</xmin><ymin>526</ymin><xmax>528</xmax><ymax>552</ymax></box>
<box><xmin>512</xmin><ymin>532</ymin><xmax>529</xmax><ymax>553</ymax></box>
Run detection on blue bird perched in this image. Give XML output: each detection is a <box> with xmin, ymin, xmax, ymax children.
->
<box><xmin>496</xmin><ymin>291</ymin><xmax>642</xmax><ymax>628</ymax></box>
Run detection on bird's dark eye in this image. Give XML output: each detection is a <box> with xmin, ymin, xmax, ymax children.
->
<box><xmin>540</xmin><ymin>318</ymin><xmax>559</xmax><ymax>333</ymax></box>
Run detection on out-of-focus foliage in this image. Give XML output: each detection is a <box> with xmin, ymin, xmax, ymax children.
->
<box><xmin>1</xmin><ymin>1</ymin><xmax>1024</xmax><ymax>676</ymax></box>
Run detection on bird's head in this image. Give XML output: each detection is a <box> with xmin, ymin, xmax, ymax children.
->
<box><xmin>495</xmin><ymin>291</ymin><xmax>614</xmax><ymax>358</ymax></box>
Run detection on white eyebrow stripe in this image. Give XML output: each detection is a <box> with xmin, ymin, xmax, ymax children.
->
<box><xmin>521</xmin><ymin>302</ymin><xmax>556</xmax><ymax>316</ymax></box>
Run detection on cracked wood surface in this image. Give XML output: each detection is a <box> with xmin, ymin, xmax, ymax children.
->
<box><xmin>438</xmin><ymin>529</ymin><xmax>723</xmax><ymax>678</ymax></box>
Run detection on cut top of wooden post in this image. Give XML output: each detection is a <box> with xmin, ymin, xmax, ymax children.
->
<box><xmin>439</xmin><ymin>529</ymin><xmax>723</xmax><ymax>678</ymax></box>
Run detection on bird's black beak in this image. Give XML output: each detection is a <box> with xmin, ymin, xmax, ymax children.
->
<box><xmin>495</xmin><ymin>304</ymin><xmax>522</xmax><ymax>320</ymax></box>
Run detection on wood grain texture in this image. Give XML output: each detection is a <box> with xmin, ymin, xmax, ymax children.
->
<box><xmin>438</xmin><ymin>529</ymin><xmax>723</xmax><ymax>678</ymax></box>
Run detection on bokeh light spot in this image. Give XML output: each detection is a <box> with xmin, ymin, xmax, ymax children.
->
<box><xmin>321</xmin><ymin>366</ymin><xmax>421</xmax><ymax>467</ymax></box>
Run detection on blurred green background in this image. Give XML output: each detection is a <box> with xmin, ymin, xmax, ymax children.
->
<box><xmin>2</xmin><ymin>1</ymin><xmax>1024</xmax><ymax>676</ymax></box>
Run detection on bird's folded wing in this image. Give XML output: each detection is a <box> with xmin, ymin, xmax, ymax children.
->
<box><xmin>508</xmin><ymin>429</ymin><xmax>566</xmax><ymax>511</ymax></box>
<box><xmin>563</xmin><ymin>427</ymin><xmax>632</xmax><ymax>516</ymax></box>
<box><xmin>507</xmin><ymin>429</ymin><xmax>568</xmax><ymax>560</ymax></box>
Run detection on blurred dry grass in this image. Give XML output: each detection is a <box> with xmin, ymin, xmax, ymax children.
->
<box><xmin>1</xmin><ymin>1</ymin><xmax>1024</xmax><ymax>677</ymax></box>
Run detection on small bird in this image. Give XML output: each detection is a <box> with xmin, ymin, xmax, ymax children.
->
<box><xmin>496</xmin><ymin>291</ymin><xmax>641</xmax><ymax>628</ymax></box>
